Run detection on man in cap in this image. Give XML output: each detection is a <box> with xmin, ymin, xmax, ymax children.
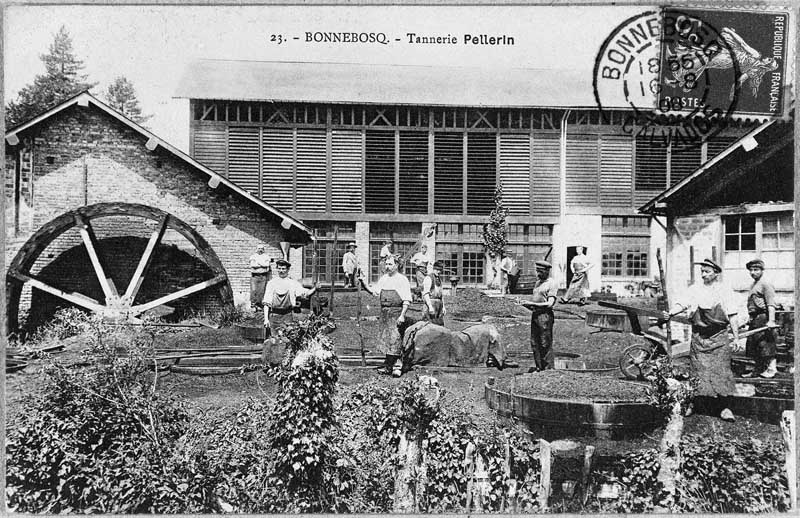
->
<box><xmin>422</xmin><ymin>260</ymin><xmax>446</xmax><ymax>325</ymax></box>
<box><xmin>248</xmin><ymin>244</ymin><xmax>274</xmax><ymax>310</ymax></box>
<box><xmin>520</xmin><ymin>260</ymin><xmax>558</xmax><ymax>371</ymax></box>
<box><xmin>342</xmin><ymin>242</ymin><xmax>359</xmax><ymax>288</ymax></box>
<box><xmin>263</xmin><ymin>258</ymin><xmax>317</xmax><ymax>334</ymax></box>
<box><xmin>743</xmin><ymin>258</ymin><xmax>779</xmax><ymax>378</ymax></box>
<box><xmin>667</xmin><ymin>258</ymin><xmax>740</xmax><ymax>421</ymax></box>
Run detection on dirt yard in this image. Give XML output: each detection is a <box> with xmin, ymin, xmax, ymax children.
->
<box><xmin>6</xmin><ymin>288</ymin><xmax>787</xmax><ymax>455</ymax></box>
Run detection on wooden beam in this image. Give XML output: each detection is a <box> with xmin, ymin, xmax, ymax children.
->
<box><xmin>130</xmin><ymin>274</ymin><xmax>226</xmax><ymax>315</ymax></box>
<box><xmin>123</xmin><ymin>215</ymin><xmax>168</xmax><ymax>303</ymax></box>
<box><xmin>6</xmin><ymin>134</ymin><xmax>19</xmax><ymax>146</ymax></box>
<box><xmin>145</xmin><ymin>137</ymin><xmax>159</xmax><ymax>151</ymax></box>
<box><xmin>74</xmin><ymin>214</ymin><xmax>118</xmax><ymax>300</ymax></box>
<box><xmin>207</xmin><ymin>176</ymin><xmax>221</xmax><ymax>188</ymax></box>
<box><xmin>7</xmin><ymin>269</ymin><xmax>105</xmax><ymax>313</ymax></box>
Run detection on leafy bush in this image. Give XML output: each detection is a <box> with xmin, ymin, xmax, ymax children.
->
<box><xmin>589</xmin><ymin>434</ymin><xmax>790</xmax><ymax>513</ymax></box>
<box><xmin>5</xmin><ymin>322</ymin><xmax>218</xmax><ymax>513</ymax></box>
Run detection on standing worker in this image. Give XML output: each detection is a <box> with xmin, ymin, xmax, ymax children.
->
<box><xmin>561</xmin><ymin>246</ymin><xmax>592</xmax><ymax>305</ymax></box>
<box><xmin>499</xmin><ymin>250</ymin><xmax>519</xmax><ymax>295</ymax></box>
<box><xmin>666</xmin><ymin>259</ymin><xmax>741</xmax><ymax>422</ymax></box>
<box><xmin>742</xmin><ymin>258</ymin><xmax>779</xmax><ymax>378</ymax></box>
<box><xmin>520</xmin><ymin>260</ymin><xmax>558</xmax><ymax>372</ymax></box>
<box><xmin>263</xmin><ymin>259</ymin><xmax>317</xmax><ymax>335</ymax></box>
<box><xmin>422</xmin><ymin>260</ymin><xmax>446</xmax><ymax>325</ymax></box>
<box><xmin>410</xmin><ymin>244</ymin><xmax>431</xmax><ymax>292</ymax></box>
<box><xmin>249</xmin><ymin>244</ymin><xmax>274</xmax><ymax>310</ymax></box>
<box><xmin>360</xmin><ymin>255</ymin><xmax>412</xmax><ymax>377</ymax></box>
<box><xmin>342</xmin><ymin>242</ymin><xmax>359</xmax><ymax>288</ymax></box>
<box><xmin>379</xmin><ymin>239</ymin><xmax>394</xmax><ymax>274</ymax></box>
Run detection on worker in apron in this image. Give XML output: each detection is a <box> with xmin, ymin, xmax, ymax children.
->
<box><xmin>248</xmin><ymin>244</ymin><xmax>274</xmax><ymax>310</ymax></box>
<box><xmin>422</xmin><ymin>260</ymin><xmax>446</xmax><ymax>326</ymax></box>
<box><xmin>360</xmin><ymin>255</ymin><xmax>412</xmax><ymax>376</ymax></box>
<box><xmin>263</xmin><ymin>258</ymin><xmax>317</xmax><ymax>335</ymax></box>
<box><xmin>520</xmin><ymin>260</ymin><xmax>558</xmax><ymax>371</ymax></box>
<box><xmin>668</xmin><ymin>258</ymin><xmax>741</xmax><ymax>422</ymax></box>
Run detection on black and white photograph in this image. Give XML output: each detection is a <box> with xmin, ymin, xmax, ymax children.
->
<box><xmin>2</xmin><ymin>1</ymin><xmax>797</xmax><ymax>514</ymax></box>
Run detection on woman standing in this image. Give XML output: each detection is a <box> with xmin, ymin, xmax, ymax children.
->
<box><xmin>667</xmin><ymin>258</ymin><xmax>741</xmax><ymax>422</ymax></box>
<box><xmin>562</xmin><ymin>246</ymin><xmax>592</xmax><ymax>305</ymax></box>
<box><xmin>360</xmin><ymin>255</ymin><xmax>413</xmax><ymax>377</ymax></box>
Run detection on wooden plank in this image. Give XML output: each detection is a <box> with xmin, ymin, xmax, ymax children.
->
<box><xmin>130</xmin><ymin>274</ymin><xmax>226</xmax><ymax>315</ymax></box>
<box><xmin>8</xmin><ymin>270</ymin><xmax>105</xmax><ymax>313</ymax></box>
<box><xmin>74</xmin><ymin>214</ymin><xmax>118</xmax><ymax>301</ymax></box>
<box><xmin>598</xmin><ymin>300</ymin><xmax>691</xmax><ymax>325</ymax></box>
<box><xmin>538</xmin><ymin>439</ymin><xmax>551</xmax><ymax>510</ymax></box>
<box><xmin>123</xmin><ymin>214</ymin><xmax>168</xmax><ymax>302</ymax></box>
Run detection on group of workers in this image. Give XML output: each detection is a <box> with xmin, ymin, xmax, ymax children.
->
<box><xmin>250</xmin><ymin>241</ymin><xmax>783</xmax><ymax>419</ymax></box>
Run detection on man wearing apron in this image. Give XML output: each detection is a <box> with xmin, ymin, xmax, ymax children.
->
<box><xmin>360</xmin><ymin>255</ymin><xmax>412</xmax><ymax>377</ymax></box>
<box><xmin>668</xmin><ymin>258</ymin><xmax>741</xmax><ymax>422</ymax></box>
<box><xmin>263</xmin><ymin>259</ymin><xmax>317</xmax><ymax>335</ymax></box>
<box><xmin>422</xmin><ymin>260</ymin><xmax>446</xmax><ymax>325</ymax></box>
<box><xmin>742</xmin><ymin>258</ymin><xmax>779</xmax><ymax>378</ymax></box>
<box><xmin>520</xmin><ymin>260</ymin><xmax>558</xmax><ymax>372</ymax></box>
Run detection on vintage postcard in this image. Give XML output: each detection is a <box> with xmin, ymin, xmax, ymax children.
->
<box><xmin>3</xmin><ymin>1</ymin><xmax>796</xmax><ymax>514</ymax></box>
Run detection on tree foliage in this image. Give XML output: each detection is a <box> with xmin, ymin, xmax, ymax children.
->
<box><xmin>482</xmin><ymin>185</ymin><xmax>509</xmax><ymax>258</ymax></box>
<box><xmin>105</xmin><ymin>76</ymin><xmax>151</xmax><ymax>125</ymax></box>
<box><xmin>5</xmin><ymin>26</ymin><xmax>96</xmax><ymax>128</ymax></box>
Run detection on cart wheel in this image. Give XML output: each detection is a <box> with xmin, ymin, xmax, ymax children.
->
<box><xmin>619</xmin><ymin>344</ymin><xmax>654</xmax><ymax>380</ymax></box>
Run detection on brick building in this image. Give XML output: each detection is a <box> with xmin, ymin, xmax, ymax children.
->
<box><xmin>176</xmin><ymin>59</ymin><xmax>753</xmax><ymax>292</ymax></box>
<box><xmin>4</xmin><ymin>92</ymin><xmax>312</xmax><ymax>331</ymax></box>
<box><xmin>640</xmin><ymin>118</ymin><xmax>794</xmax><ymax>310</ymax></box>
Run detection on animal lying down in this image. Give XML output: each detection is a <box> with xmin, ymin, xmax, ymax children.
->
<box><xmin>400</xmin><ymin>321</ymin><xmax>516</xmax><ymax>370</ymax></box>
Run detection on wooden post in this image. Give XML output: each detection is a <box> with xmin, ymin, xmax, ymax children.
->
<box><xmin>464</xmin><ymin>441</ymin><xmax>476</xmax><ymax>512</ymax></box>
<box><xmin>356</xmin><ymin>265</ymin><xmax>366</xmax><ymax>367</ymax></box>
<box><xmin>329</xmin><ymin>225</ymin><xmax>338</xmax><ymax>315</ymax></box>
<box><xmin>780</xmin><ymin>411</ymin><xmax>796</xmax><ymax>510</ymax></box>
<box><xmin>581</xmin><ymin>445</ymin><xmax>596</xmax><ymax>505</ymax></box>
<box><xmin>311</xmin><ymin>229</ymin><xmax>320</xmax><ymax>315</ymax></box>
<box><xmin>657</xmin><ymin>248</ymin><xmax>671</xmax><ymax>358</ymax></box>
<box><xmin>538</xmin><ymin>439</ymin><xmax>551</xmax><ymax>510</ymax></box>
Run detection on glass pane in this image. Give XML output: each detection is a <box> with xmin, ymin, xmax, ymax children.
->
<box><xmin>725</xmin><ymin>234</ymin><xmax>739</xmax><ymax>251</ymax></box>
<box><xmin>762</xmin><ymin>217</ymin><xmax>778</xmax><ymax>232</ymax></box>
<box><xmin>779</xmin><ymin>233</ymin><xmax>794</xmax><ymax>249</ymax></box>
<box><xmin>763</xmin><ymin>233</ymin><xmax>779</xmax><ymax>250</ymax></box>
<box><xmin>724</xmin><ymin>217</ymin><xmax>739</xmax><ymax>234</ymax></box>
<box><xmin>740</xmin><ymin>216</ymin><xmax>755</xmax><ymax>233</ymax></box>
<box><xmin>780</xmin><ymin>213</ymin><xmax>794</xmax><ymax>231</ymax></box>
<box><xmin>740</xmin><ymin>233</ymin><xmax>756</xmax><ymax>251</ymax></box>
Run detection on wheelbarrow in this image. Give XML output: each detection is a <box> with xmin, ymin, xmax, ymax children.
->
<box><xmin>595</xmin><ymin>301</ymin><xmax>771</xmax><ymax>380</ymax></box>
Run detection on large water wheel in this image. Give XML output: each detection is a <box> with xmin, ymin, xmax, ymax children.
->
<box><xmin>6</xmin><ymin>203</ymin><xmax>233</xmax><ymax>332</ymax></box>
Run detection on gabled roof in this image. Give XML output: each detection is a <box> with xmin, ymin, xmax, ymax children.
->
<box><xmin>638</xmin><ymin>119</ymin><xmax>793</xmax><ymax>216</ymax></box>
<box><xmin>4</xmin><ymin>91</ymin><xmax>312</xmax><ymax>239</ymax></box>
<box><xmin>175</xmin><ymin>59</ymin><xmax>599</xmax><ymax>108</ymax></box>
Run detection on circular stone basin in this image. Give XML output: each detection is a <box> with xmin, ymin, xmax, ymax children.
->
<box><xmin>485</xmin><ymin>371</ymin><xmax>660</xmax><ymax>439</ymax></box>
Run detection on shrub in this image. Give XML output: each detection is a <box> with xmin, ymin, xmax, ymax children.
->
<box><xmin>5</xmin><ymin>322</ymin><xmax>217</xmax><ymax>513</ymax></box>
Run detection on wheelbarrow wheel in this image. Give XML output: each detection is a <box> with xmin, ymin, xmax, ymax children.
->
<box><xmin>619</xmin><ymin>343</ymin><xmax>654</xmax><ymax>380</ymax></box>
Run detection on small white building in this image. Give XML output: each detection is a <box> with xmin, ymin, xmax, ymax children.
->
<box><xmin>640</xmin><ymin>119</ymin><xmax>794</xmax><ymax>311</ymax></box>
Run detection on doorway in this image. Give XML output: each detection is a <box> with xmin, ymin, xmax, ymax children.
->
<box><xmin>565</xmin><ymin>246</ymin><xmax>588</xmax><ymax>286</ymax></box>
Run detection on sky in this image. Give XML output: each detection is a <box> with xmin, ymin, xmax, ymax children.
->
<box><xmin>4</xmin><ymin>4</ymin><xmax>683</xmax><ymax>151</ymax></box>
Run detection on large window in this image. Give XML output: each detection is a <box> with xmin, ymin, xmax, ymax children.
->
<box><xmin>303</xmin><ymin>222</ymin><xmax>356</xmax><ymax>284</ymax></box>
<box><xmin>723</xmin><ymin>212</ymin><xmax>794</xmax><ymax>292</ymax></box>
<box><xmin>724</xmin><ymin>216</ymin><xmax>756</xmax><ymax>251</ymax></box>
<box><xmin>506</xmin><ymin>224</ymin><xmax>553</xmax><ymax>276</ymax></box>
<box><xmin>601</xmin><ymin>216</ymin><xmax>650</xmax><ymax>278</ymax></box>
<box><xmin>436</xmin><ymin>223</ymin><xmax>486</xmax><ymax>285</ymax></box>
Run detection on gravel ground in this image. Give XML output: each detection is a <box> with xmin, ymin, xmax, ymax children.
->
<box><xmin>496</xmin><ymin>371</ymin><xmax>653</xmax><ymax>403</ymax></box>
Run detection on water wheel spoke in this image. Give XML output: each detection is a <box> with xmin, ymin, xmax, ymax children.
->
<box><xmin>123</xmin><ymin>214</ymin><xmax>169</xmax><ymax>302</ymax></box>
<box><xmin>7</xmin><ymin>269</ymin><xmax>105</xmax><ymax>313</ymax></box>
<box><xmin>74</xmin><ymin>214</ymin><xmax>118</xmax><ymax>300</ymax></box>
<box><xmin>130</xmin><ymin>274</ymin><xmax>227</xmax><ymax>315</ymax></box>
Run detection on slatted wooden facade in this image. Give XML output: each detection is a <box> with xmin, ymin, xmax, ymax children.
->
<box><xmin>190</xmin><ymin>101</ymin><xmax>749</xmax><ymax>220</ymax></box>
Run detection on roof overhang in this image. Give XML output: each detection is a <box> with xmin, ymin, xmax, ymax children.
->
<box><xmin>5</xmin><ymin>92</ymin><xmax>313</xmax><ymax>240</ymax></box>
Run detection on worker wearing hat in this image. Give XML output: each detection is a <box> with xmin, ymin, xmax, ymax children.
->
<box><xmin>743</xmin><ymin>258</ymin><xmax>779</xmax><ymax>378</ymax></box>
<box><xmin>248</xmin><ymin>243</ymin><xmax>274</xmax><ymax>310</ymax></box>
<box><xmin>422</xmin><ymin>260</ymin><xmax>446</xmax><ymax>325</ymax></box>
<box><xmin>342</xmin><ymin>242</ymin><xmax>359</xmax><ymax>288</ymax></box>
<box><xmin>667</xmin><ymin>258</ymin><xmax>740</xmax><ymax>421</ymax></box>
<box><xmin>379</xmin><ymin>239</ymin><xmax>394</xmax><ymax>273</ymax></box>
<box><xmin>520</xmin><ymin>260</ymin><xmax>558</xmax><ymax>371</ymax></box>
<box><xmin>263</xmin><ymin>258</ymin><xmax>317</xmax><ymax>335</ymax></box>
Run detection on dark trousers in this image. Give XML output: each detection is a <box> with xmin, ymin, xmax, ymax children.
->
<box><xmin>344</xmin><ymin>273</ymin><xmax>355</xmax><ymax>287</ymax></box>
<box><xmin>508</xmin><ymin>274</ymin><xmax>520</xmax><ymax>294</ymax></box>
<box><xmin>250</xmin><ymin>274</ymin><xmax>268</xmax><ymax>307</ymax></box>
<box><xmin>531</xmin><ymin>310</ymin><xmax>554</xmax><ymax>370</ymax></box>
<box><xmin>746</xmin><ymin>313</ymin><xmax>777</xmax><ymax>371</ymax></box>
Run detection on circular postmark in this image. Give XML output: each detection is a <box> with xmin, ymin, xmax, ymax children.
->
<box><xmin>593</xmin><ymin>9</ymin><xmax>740</xmax><ymax>150</ymax></box>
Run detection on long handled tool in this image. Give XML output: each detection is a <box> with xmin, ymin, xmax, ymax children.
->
<box><xmin>656</xmin><ymin>249</ymin><xmax>671</xmax><ymax>357</ymax></box>
<box><xmin>329</xmin><ymin>225</ymin><xmax>338</xmax><ymax>316</ymax></box>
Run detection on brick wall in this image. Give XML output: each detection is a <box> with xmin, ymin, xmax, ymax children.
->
<box><xmin>6</xmin><ymin>104</ymin><xmax>303</xmax><ymax>324</ymax></box>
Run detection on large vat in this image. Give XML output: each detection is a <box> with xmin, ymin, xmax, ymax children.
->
<box><xmin>485</xmin><ymin>376</ymin><xmax>661</xmax><ymax>440</ymax></box>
